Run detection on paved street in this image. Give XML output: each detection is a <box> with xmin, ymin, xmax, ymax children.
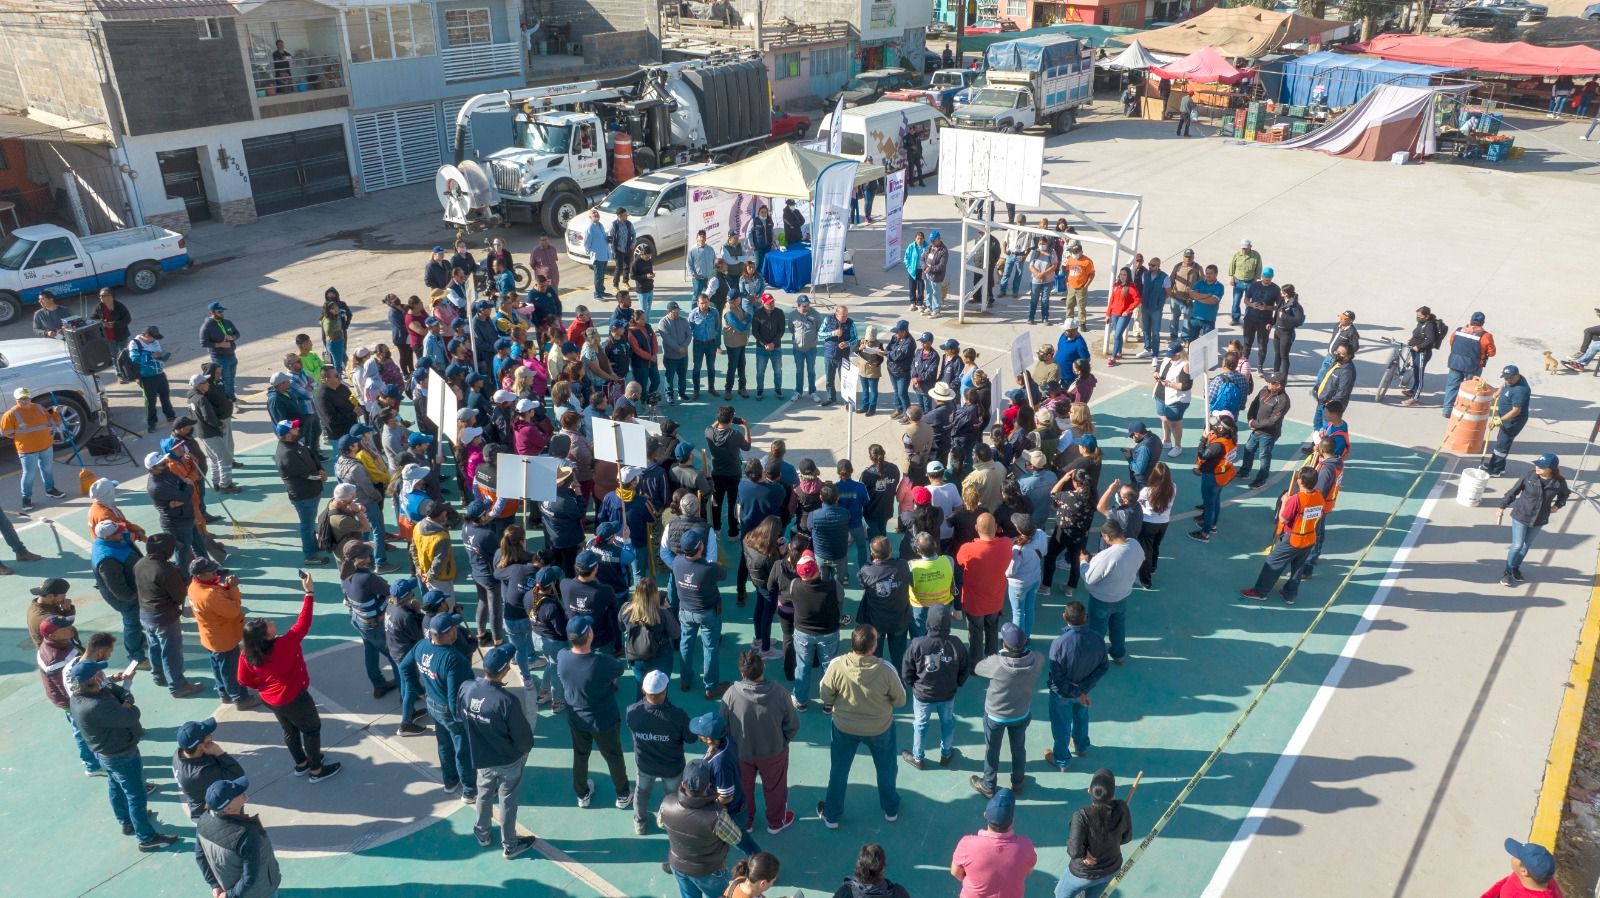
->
<box><xmin>3</xmin><ymin>108</ymin><xmax>1596</xmax><ymax>897</ymax></box>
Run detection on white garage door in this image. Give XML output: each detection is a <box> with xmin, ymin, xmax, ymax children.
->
<box><xmin>354</xmin><ymin>104</ymin><xmax>442</xmax><ymax>192</ymax></box>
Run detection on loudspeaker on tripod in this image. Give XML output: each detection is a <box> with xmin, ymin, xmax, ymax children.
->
<box><xmin>62</xmin><ymin>321</ymin><xmax>114</xmax><ymax>377</ymax></box>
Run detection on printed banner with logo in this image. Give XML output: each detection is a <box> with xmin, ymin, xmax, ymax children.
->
<box><xmin>811</xmin><ymin>160</ymin><xmax>858</xmax><ymax>286</ymax></box>
<box><xmin>685</xmin><ymin>186</ymin><xmax>775</xmax><ymax>252</ymax></box>
<box><xmin>883</xmin><ymin>169</ymin><xmax>905</xmax><ymax>272</ymax></box>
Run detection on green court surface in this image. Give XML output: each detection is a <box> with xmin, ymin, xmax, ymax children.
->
<box><xmin>0</xmin><ymin>369</ymin><xmax>1442</xmax><ymax>898</ymax></box>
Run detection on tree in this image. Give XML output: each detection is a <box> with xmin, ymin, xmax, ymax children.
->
<box><xmin>1296</xmin><ymin>0</ymin><xmax>1328</xmax><ymax>18</ymax></box>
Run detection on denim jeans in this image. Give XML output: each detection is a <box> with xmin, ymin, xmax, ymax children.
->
<box><xmin>591</xmin><ymin>259</ymin><xmax>608</xmax><ymax>297</ymax></box>
<box><xmin>980</xmin><ymin>716</ymin><xmax>1029</xmax><ymax>791</ymax></box>
<box><xmin>1407</xmin><ymin>350</ymin><xmax>1429</xmax><ymax>398</ymax></box>
<box><xmin>1230</xmin><ymin>278</ymin><xmax>1253</xmax><ymax>320</ymax></box>
<box><xmin>474</xmin><ymin>756</ymin><xmax>526</xmax><ymax>851</ymax></box>
<box><xmin>1253</xmin><ymin>539</ymin><xmax>1311</xmax><ymax>601</ymax></box>
<box><xmin>208</xmin><ymin>646</ymin><xmax>246</xmax><ymax>702</ymax></box>
<box><xmin>352</xmin><ymin>614</ymin><xmax>397</xmax><ymax>690</ymax></box>
<box><xmin>1056</xmin><ymin>869</ymin><xmax>1115</xmax><ymax>898</ymax></box>
<box><xmin>1001</xmin><ymin>256</ymin><xmax>1025</xmax><ymax>295</ymax></box>
<box><xmin>1007</xmin><ymin>580</ymin><xmax>1039</xmax><ymax>637</ymax></box>
<box><xmin>362</xmin><ymin>500</ymin><xmax>388</xmax><ymax>566</ymax></box>
<box><xmin>910</xmin><ymin>604</ymin><xmax>930</xmax><ymax>638</ymax></box>
<box><xmin>890</xmin><ymin>375</ymin><xmax>911</xmax><ymax>414</ymax></box>
<box><xmin>1442</xmin><ymin>368</ymin><xmax>1469</xmax><ymax>417</ymax></box>
<box><xmin>503</xmin><ymin>617</ymin><xmax>536</xmax><ymax>681</ymax></box>
<box><xmin>97</xmin><ymin>749</ymin><xmax>156</xmax><ymax>841</ymax></box>
<box><xmin>692</xmin><ymin>341</ymin><xmax>718</xmax><ymax>393</ymax></box>
<box><xmin>859</xmin><ymin>378</ymin><xmax>879</xmax><ymax>412</ymax></box>
<box><xmin>875</xmin><ymin>626</ymin><xmax>909</xmax><ymax>674</ymax></box>
<box><xmin>632</xmin><ymin>357</ymin><xmax>661</xmax><ymax>398</ymax></box>
<box><xmin>1109</xmin><ymin>315</ymin><xmax>1134</xmax><ymax>357</ymax></box>
<box><xmin>290</xmin><ymin>495</ymin><xmax>321</xmax><ymax>558</ymax></box>
<box><xmin>664</xmin><ymin>356</ymin><xmax>688</xmax><ymax>400</ymax></box>
<box><xmin>1507</xmin><ymin>519</ymin><xmax>1539</xmax><ymax>573</ymax></box>
<box><xmin>825</xmin><ymin>357</ymin><xmax>843</xmax><ymax>402</ymax></box>
<box><xmin>793</xmin><ymin>629</ymin><xmax>838</xmax><ymax>703</ymax></box>
<box><xmin>1028</xmin><ymin>282</ymin><xmax>1052</xmax><ymax>322</ymax></box>
<box><xmin>847</xmin><ymin>523</ymin><xmax>870</xmax><ymax>570</ymax></box>
<box><xmin>635</xmin><ymin>771</ymin><xmax>682</xmax><ymax>827</ymax></box>
<box><xmin>674</xmin><ymin>869</ymin><xmax>731</xmax><ymax>898</ymax></box>
<box><xmin>1199</xmin><ymin>474</ymin><xmax>1221</xmax><ymax>532</ymax></box>
<box><xmin>168</xmin><ymin>519</ymin><xmax>208</xmax><ymax>572</ymax></box>
<box><xmin>908</xmin><ymin>273</ymin><xmax>926</xmax><ymax>306</ymax></box>
<box><xmin>1239</xmin><ymin>430</ymin><xmax>1278</xmax><ymax>483</ymax></box>
<box><xmin>1048</xmin><ymin>692</ymin><xmax>1090</xmax><ymax>764</ymax></box>
<box><xmin>427</xmin><ymin>699</ymin><xmax>476</xmax><ymax>798</ymax></box>
<box><xmin>1141</xmin><ymin>301</ymin><xmax>1163</xmax><ymax>355</ymax></box>
<box><xmin>722</xmin><ymin>346</ymin><xmax>747</xmax><ymax>391</ymax></box>
<box><xmin>925</xmin><ymin>276</ymin><xmax>945</xmax><ymax>314</ymax></box>
<box><xmin>911</xmin><ymin>697</ymin><xmax>956</xmax><ymax>761</ymax></box>
<box><xmin>213</xmin><ymin>353</ymin><xmax>239</xmax><ymax>398</ymax></box>
<box><xmin>792</xmin><ymin>348</ymin><xmax>816</xmax><ymax>395</ymax></box>
<box><xmin>1168</xmin><ymin>298</ymin><xmax>1191</xmax><ymax>341</ymax></box>
<box><xmin>822</xmin><ymin>723</ymin><xmax>899</xmax><ymax>821</ymax></box>
<box><xmin>690</xmin><ymin>277</ymin><xmax>708</xmax><ymax>301</ymax></box>
<box><xmin>679</xmin><ymin>609</ymin><xmax>721</xmax><ymax>693</ymax></box>
<box><xmin>532</xmin><ymin>632</ymin><xmax>564</xmax><ymax>700</ymax></box>
<box><xmin>18</xmin><ymin>448</ymin><xmax>55</xmax><ymax>501</ymax></box>
<box><xmin>139</xmin><ymin>612</ymin><xmax>188</xmax><ymax>689</ymax></box>
<box><xmin>630</xmin><ymin>656</ymin><xmax>675</xmax><ymax>697</ymax></box>
<box><xmin>95</xmin><ymin>587</ymin><xmax>147</xmax><ymax>662</ymax></box>
<box><xmin>67</xmin><ymin>709</ymin><xmax>100</xmax><ymax>773</ymax></box>
<box><xmin>325</xmin><ymin>340</ymin><xmax>347</xmax><ymax>377</ymax></box>
<box><xmin>752</xmin><ymin>585</ymin><xmax>778</xmax><ymax>651</ymax></box>
<box><xmin>755</xmin><ymin>346</ymin><xmax>783</xmax><ymax>393</ymax></box>
<box><xmin>1087</xmin><ymin>597</ymin><xmax>1126</xmax><ymax>661</ymax></box>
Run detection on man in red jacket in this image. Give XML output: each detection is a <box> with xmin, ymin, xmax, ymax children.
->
<box><xmin>1480</xmin><ymin>838</ymin><xmax>1562</xmax><ymax>898</ymax></box>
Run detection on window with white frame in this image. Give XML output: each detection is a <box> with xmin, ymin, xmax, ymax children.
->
<box><xmin>811</xmin><ymin>46</ymin><xmax>845</xmax><ymax>76</ymax></box>
<box><xmin>774</xmin><ymin>51</ymin><xmax>800</xmax><ymax>80</ymax></box>
<box><xmin>196</xmin><ymin>16</ymin><xmax>222</xmax><ymax>39</ymax></box>
<box><xmin>1006</xmin><ymin>0</ymin><xmax>1026</xmax><ymax>17</ymax></box>
<box><xmin>345</xmin><ymin>4</ymin><xmax>437</xmax><ymax>63</ymax></box>
<box><xmin>444</xmin><ymin>8</ymin><xmax>492</xmax><ymax>47</ymax></box>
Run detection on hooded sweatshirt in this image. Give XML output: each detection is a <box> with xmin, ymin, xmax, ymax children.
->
<box><xmin>831</xmin><ymin>878</ymin><xmax>912</xmax><ymax>898</ymax></box>
<box><xmin>974</xmin><ymin>647</ymin><xmax>1045</xmax><ymax>723</ymax></box>
<box><xmin>819</xmin><ymin>651</ymin><xmax>906</xmax><ymax>737</ymax></box>
<box><xmin>719</xmin><ymin>677</ymin><xmax>800</xmax><ymax>761</ymax></box>
<box><xmin>901</xmin><ymin>604</ymin><xmax>970</xmax><ymax>703</ymax></box>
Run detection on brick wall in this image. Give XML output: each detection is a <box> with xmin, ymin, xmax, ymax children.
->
<box><xmin>546</xmin><ymin>0</ymin><xmax>660</xmax><ymax>53</ymax></box>
<box><xmin>102</xmin><ymin>19</ymin><xmax>253</xmax><ymax>136</ymax></box>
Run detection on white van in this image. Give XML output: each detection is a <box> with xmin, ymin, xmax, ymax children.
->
<box><xmin>817</xmin><ymin>100</ymin><xmax>947</xmax><ymax>176</ymax></box>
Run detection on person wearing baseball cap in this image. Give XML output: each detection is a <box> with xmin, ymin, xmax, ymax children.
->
<box><xmin>749</xmin><ymin>291</ymin><xmax>786</xmax><ymax>400</ymax></box>
<box><xmin>275</xmin><ymin>412</ymin><xmax>329</xmax><ymax>566</ymax></box>
<box><xmin>1483</xmin><ymin>363</ymin><xmax>1533</xmax><ymax>476</ymax></box>
<box><xmin>457</xmin><ymin>643</ymin><xmax>538</xmax><ymax>858</ymax></box>
<box><xmin>1496</xmin><ymin>452</ymin><xmax>1569</xmax><ymax>588</ymax></box>
<box><xmin>951</xmin><ymin>786</ymin><xmax>1036</xmax><ymax>896</ymax></box>
<box><xmin>37</xmin><ymin>613</ymin><xmax>98</xmax><ymax>774</ymax></box>
<box><xmin>670</xmin><ymin>523</ymin><xmax>726</xmax><ymax>700</ymax></box>
<box><xmin>626</xmin><ymin>667</ymin><xmax>694</xmax><ymax>835</ymax></box>
<box><xmin>970</xmin><ymin>621</ymin><xmax>1044</xmax><ymax>799</ymax></box>
<box><xmin>1</xmin><ymin>385</ymin><xmax>65</xmax><ymax>510</ymax></box>
<box><xmin>882</xmin><ymin>321</ymin><xmax>915</xmax><ymax>421</ymax></box>
<box><xmin>398</xmin><ymin>609</ymin><xmax>478</xmax><ymax>801</ymax></box>
<box><xmin>195</xmin><ymin>775</ymin><xmax>285</xmax><ymax>894</ymax></box>
<box><xmin>909</xmin><ymin>332</ymin><xmax>940</xmax><ymax>415</ymax></box>
<box><xmin>659</xmin><ymin>759</ymin><xmax>737</xmax><ymax>890</ymax></box>
<box><xmin>1227</xmin><ymin>239</ymin><xmax>1261</xmax><ymax>325</ymax></box>
<box><xmin>199</xmin><ymin>300</ymin><xmax>241</xmax><ymax>396</ymax></box>
<box><xmin>172</xmin><ymin>716</ymin><xmax>247</xmax><ymax>876</ymax></box>
<box><xmin>1485</xmin><ymin>838</ymin><xmax>1558</xmax><ymax>896</ymax></box>
<box><xmin>69</xmin><ymin>657</ymin><xmax>180</xmax><ymax>850</ymax></box>
<box><xmin>923</xmin><ymin>230</ymin><xmax>949</xmax><ymax>316</ymax></box>
<box><xmin>1054</xmin><ymin>318</ymin><xmax>1091</xmax><ymax>392</ymax></box>
<box><xmin>556</xmin><ymin>613</ymin><xmax>634</xmax><ymax>810</ymax></box>
<box><xmin>1441</xmin><ymin>309</ymin><xmax>1497</xmax><ymax>416</ymax></box>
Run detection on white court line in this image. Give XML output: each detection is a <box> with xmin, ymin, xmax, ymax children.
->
<box><xmin>1198</xmin><ymin>460</ymin><xmax>1453</xmax><ymax>898</ymax></box>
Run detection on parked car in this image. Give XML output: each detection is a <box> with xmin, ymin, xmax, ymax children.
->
<box><xmin>769</xmin><ymin>111</ymin><xmax>810</xmax><ymax>142</ymax></box>
<box><xmin>0</xmin><ymin>338</ymin><xmax>106</xmax><ymax>448</ymax></box>
<box><xmin>1587</xmin><ymin>0</ymin><xmax>1600</xmax><ymax>19</ymax></box>
<box><xmin>0</xmin><ymin>224</ymin><xmax>189</xmax><ymax>326</ymax></box>
<box><xmin>1442</xmin><ymin>4</ymin><xmax>1509</xmax><ymax>25</ymax></box>
<box><xmin>564</xmin><ymin>162</ymin><xmax>716</xmax><ymax>265</ymax></box>
<box><xmin>829</xmin><ymin>68</ymin><xmax>918</xmax><ymax>108</ymax></box>
<box><xmin>1477</xmin><ymin>0</ymin><xmax>1546</xmax><ymax>20</ymax></box>
<box><xmin>925</xmin><ymin>68</ymin><xmax>982</xmax><ymax>113</ymax></box>
<box><xmin>966</xmin><ymin>19</ymin><xmax>1020</xmax><ymax>34</ymax></box>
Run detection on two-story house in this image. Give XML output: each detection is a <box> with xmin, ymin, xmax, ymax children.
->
<box><xmin>754</xmin><ymin>0</ymin><xmax>933</xmax><ymax>77</ymax></box>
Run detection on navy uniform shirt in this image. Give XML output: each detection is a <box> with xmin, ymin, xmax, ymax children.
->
<box><xmin>626</xmin><ymin>697</ymin><xmax>694</xmax><ymax>778</ymax></box>
<box><xmin>557</xmin><ymin>649</ymin><xmax>625</xmax><ymax>733</ymax></box>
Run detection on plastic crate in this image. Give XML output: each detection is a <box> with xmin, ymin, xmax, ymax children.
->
<box><xmin>1485</xmin><ymin>140</ymin><xmax>1509</xmax><ymax>162</ymax></box>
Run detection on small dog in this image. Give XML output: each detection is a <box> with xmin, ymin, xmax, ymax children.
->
<box><xmin>1542</xmin><ymin>351</ymin><xmax>1560</xmax><ymax>374</ymax></box>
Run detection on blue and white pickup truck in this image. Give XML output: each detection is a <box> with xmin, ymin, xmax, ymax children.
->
<box><xmin>0</xmin><ymin>223</ymin><xmax>191</xmax><ymax>325</ymax></box>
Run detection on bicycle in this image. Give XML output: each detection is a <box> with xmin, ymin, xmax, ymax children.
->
<box><xmin>1374</xmin><ymin>336</ymin><xmax>1413</xmax><ymax>403</ymax></box>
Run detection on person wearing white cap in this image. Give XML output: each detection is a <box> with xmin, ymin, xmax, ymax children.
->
<box><xmin>1227</xmin><ymin>239</ymin><xmax>1262</xmax><ymax>326</ymax></box>
<box><xmin>1</xmin><ymin>386</ymin><xmax>65</xmax><ymax>510</ymax></box>
<box><xmin>626</xmin><ymin>668</ymin><xmax>693</xmax><ymax>834</ymax></box>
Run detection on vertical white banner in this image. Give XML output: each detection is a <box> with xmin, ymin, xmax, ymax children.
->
<box><xmin>811</xmin><ymin>161</ymin><xmax>858</xmax><ymax>286</ymax></box>
<box><xmin>827</xmin><ymin>95</ymin><xmax>846</xmax><ymax>156</ymax></box>
<box><xmin>1009</xmin><ymin>331</ymin><xmax>1033</xmax><ymax>387</ymax></box>
<box><xmin>990</xmin><ymin>366</ymin><xmax>1006</xmax><ymax>426</ymax></box>
<box><xmin>883</xmin><ymin>169</ymin><xmax>905</xmax><ymax>272</ymax></box>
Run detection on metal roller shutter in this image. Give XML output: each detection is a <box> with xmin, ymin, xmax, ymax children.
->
<box><xmin>354</xmin><ymin>104</ymin><xmax>443</xmax><ymax>192</ymax></box>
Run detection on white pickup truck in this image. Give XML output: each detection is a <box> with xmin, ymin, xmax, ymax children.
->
<box><xmin>0</xmin><ymin>224</ymin><xmax>191</xmax><ymax>326</ymax></box>
<box><xmin>0</xmin><ymin>338</ymin><xmax>106</xmax><ymax>447</ymax></box>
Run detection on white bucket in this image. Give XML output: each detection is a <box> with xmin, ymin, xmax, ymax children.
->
<box><xmin>1457</xmin><ymin>468</ymin><xmax>1490</xmax><ymax>507</ymax></box>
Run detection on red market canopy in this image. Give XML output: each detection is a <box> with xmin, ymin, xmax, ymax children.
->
<box><xmin>1150</xmin><ymin>46</ymin><xmax>1250</xmax><ymax>84</ymax></box>
<box><xmin>1349</xmin><ymin>34</ymin><xmax>1600</xmax><ymax>76</ymax></box>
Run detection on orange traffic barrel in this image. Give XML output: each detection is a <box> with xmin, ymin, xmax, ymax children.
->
<box><xmin>1443</xmin><ymin>376</ymin><xmax>1494</xmax><ymax>455</ymax></box>
<box><xmin>611</xmin><ymin>131</ymin><xmax>635</xmax><ymax>183</ymax></box>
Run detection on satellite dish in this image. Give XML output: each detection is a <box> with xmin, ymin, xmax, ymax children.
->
<box><xmin>436</xmin><ymin>161</ymin><xmax>495</xmax><ymax>225</ymax></box>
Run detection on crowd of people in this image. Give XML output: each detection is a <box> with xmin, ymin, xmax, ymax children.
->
<box><xmin>21</xmin><ymin>220</ymin><xmax>1572</xmax><ymax>898</ymax></box>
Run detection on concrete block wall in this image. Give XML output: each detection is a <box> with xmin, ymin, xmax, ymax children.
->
<box><xmin>102</xmin><ymin>19</ymin><xmax>254</xmax><ymax>136</ymax></box>
<box><xmin>546</xmin><ymin>0</ymin><xmax>660</xmax><ymax>51</ymax></box>
<box><xmin>2</xmin><ymin>17</ymin><xmax>114</xmax><ymax>127</ymax></box>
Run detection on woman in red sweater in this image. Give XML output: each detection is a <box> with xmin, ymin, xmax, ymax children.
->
<box><xmin>1105</xmin><ymin>267</ymin><xmax>1141</xmax><ymax>367</ymax></box>
<box><xmin>238</xmin><ymin>571</ymin><xmax>342</xmax><ymax>782</ymax></box>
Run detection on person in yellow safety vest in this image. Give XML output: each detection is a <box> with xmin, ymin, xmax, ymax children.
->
<box><xmin>1239</xmin><ymin>467</ymin><xmax>1325</xmax><ymax>606</ymax></box>
<box><xmin>907</xmin><ymin>531</ymin><xmax>954</xmax><ymax>638</ymax></box>
<box><xmin>1299</xmin><ymin>435</ymin><xmax>1345</xmax><ymax>581</ymax></box>
<box><xmin>1</xmin><ymin>388</ymin><xmax>65</xmax><ymax>511</ymax></box>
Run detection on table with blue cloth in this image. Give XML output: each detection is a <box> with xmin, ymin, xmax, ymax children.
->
<box><xmin>761</xmin><ymin>243</ymin><xmax>812</xmax><ymax>293</ymax></box>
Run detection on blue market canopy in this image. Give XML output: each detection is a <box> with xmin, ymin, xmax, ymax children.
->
<box><xmin>1277</xmin><ymin>51</ymin><xmax>1461</xmax><ymax>108</ymax></box>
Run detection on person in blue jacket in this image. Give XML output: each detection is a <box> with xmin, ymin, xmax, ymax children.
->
<box><xmin>457</xmin><ymin>644</ymin><xmax>538</xmax><ymax>859</ymax></box>
<box><xmin>1055</xmin><ymin>319</ymin><xmax>1091</xmax><ymax>390</ymax></box>
<box><xmin>400</xmin><ymin>611</ymin><xmax>478</xmax><ymax>801</ymax></box>
<box><xmin>834</xmin><ymin>459</ymin><xmax>871</xmax><ymax>571</ymax></box>
<box><xmin>820</xmin><ymin>305</ymin><xmax>858</xmax><ymax>407</ymax></box>
<box><xmin>1121</xmin><ymin>420</ymin><xmax>1163</xmax><ymax>490</ymax></box>
<box><xmin>885</xmin><ymin>320</ymin><xmax>916</xmax><ymax>421</ymax></box>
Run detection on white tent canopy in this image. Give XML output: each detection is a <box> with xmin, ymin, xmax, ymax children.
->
<box><xmin>1105</xmin><ymin>40</ymin><xmax>1160</xmax><ymax>70</ymax></box>
<box><xmin>686</xmin><ymin>142</ymin><xmax>885</xmax><ymax>198</ymax></box>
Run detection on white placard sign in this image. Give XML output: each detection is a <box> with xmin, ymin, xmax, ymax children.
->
<box><xmin>1189</xmin><ymin>330</ymin><xmax>1220</xmax><ymax>378</ymax></box>
<box><xmin>883</xmin><ymin>169</ymin><xmax>905</xmax><ymax>272</ymax></box>
<box><xmin>1009</xmin><ymin>332</ymin><xmax>1033</xmax><ymax>388</ymax></box>
<box><xmin>937</xmin><ymin>128</ymin><xmax>1045</xmax><ymax>208</ymax></box>
<box><xmin>592</xmin><ymin>419</ymin><xmax>651</xmax><ymax>466</ymax></box>
<box><xmin>990</xmin><ymin>366</ymin><xmax>1006</xmax><ymax>425</ymax></box>
<box><xmin>637</xmin><ymin>418</ymin><xmax>662</xmax><ymax>437</ymax></box>
<box><xmin>496</xmin><ymin>453</ymin><xmax>562</xmax><ymax>502</ymax></box>
<box><xmin>425</xmin><ymin>369</ymin><xmax>460</xmax><ymax>441</ymax></box>
<box><xmin>837</xmin><ymin>358</ymin><xmax>861</xmax><ymax>408</ymax></box>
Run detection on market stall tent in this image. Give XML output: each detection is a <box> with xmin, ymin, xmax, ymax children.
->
<box><xmin>685</xmin><ymin>142</ymin><xmax>885</xmax><ymax>197</ymax></box>
<box><xmin>1131</xmin><ymin>6</ymin><xmax>1353</xmax><ymax>59</ymax></box>
<box><xmin>1150</xmin><ymin>47</ymin><xmax>1250</xmax><ymax>84</ymax></box>
<box><xmin>1349</xmin><ymin>34</ymin><xmax>1600</xmax><ymax>75</ymax></box>
<box><xmin>1270</xmin><ymin>83</ymin><xmax>1471</xmax><ymax>161</ymax></box>
<box><xmin>1106</xmin><ymin>40</ymin><xmax>1161</xmax><ymax>70</ymax></box>
<box><xmin>1276</xmin><ymin>51</ymin><xmax>1461</xmax><ymax>107</ymax></box>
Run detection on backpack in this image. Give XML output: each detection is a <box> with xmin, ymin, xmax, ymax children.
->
<box><xmin>624</xmin><ymin>617</ymin><xmax>667</xmax><ymax>661</ymax></box>
<box><xmin>1278</xmin><ymin>300</ymin><xmax>1306</xmax><ymax>331</ymax></box>
<box><xmin>114</xmin><ymin>346</ymin><xmax>139</xmax><ymax>384</ymax></box>
<box><xmin>1212</xmin><ymin>375</ymin><xmax>1245</xmax><ymax>414</ymax></box>
<box><xmin>314</xmin><ymin>506</ymin><xmax>337</xmax><ymax>553</ymax></box>
<box><xmin>1430</xmin><ymin>317</ymin><xmax>1449</xmax><ymax>351</ymax></box>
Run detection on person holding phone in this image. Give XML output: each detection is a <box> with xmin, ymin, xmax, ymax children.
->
<box><xmin>238</xmin><ymin>571</ymin><xmax>343</xmax><ymax>782</ymax></box>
